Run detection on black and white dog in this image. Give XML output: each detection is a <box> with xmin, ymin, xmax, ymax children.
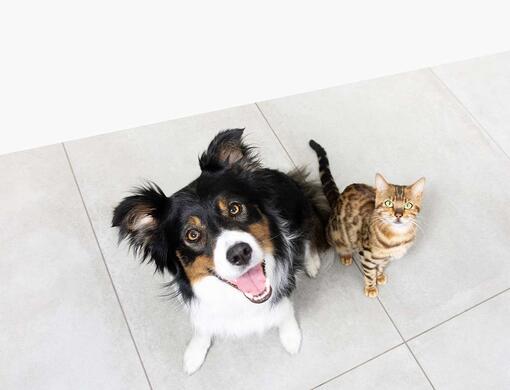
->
<box><xmin>112</xmin><ymin>129</ymin><xmax>329</xmax><ymax>374</ymax></box>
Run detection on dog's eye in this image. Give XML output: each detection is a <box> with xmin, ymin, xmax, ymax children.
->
<box><xmin>404</xmin><ymin>201</ymin><xmax>413</xmax><ymax>210</ymax></box>
<box><xmin>228</xmin><ymin>202</ymin><xmax>242</xmax><ymax>216</ymax></box>
<box><xmin>384</xmin><ymin>199</ymin><xmax>393</xmax><ymax>208</ymax></box>
<box><xmin>186</xmin><ymin>229</ymin><xmax>201</xmax><ymax>242</ymax></box>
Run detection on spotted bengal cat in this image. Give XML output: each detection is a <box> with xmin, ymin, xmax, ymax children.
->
<box><xmin>309</xmin><ymin>140</ymin><xmax>425</xmax><ymax>298</ymax></box>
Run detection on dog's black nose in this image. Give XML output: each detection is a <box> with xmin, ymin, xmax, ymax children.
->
<box><xmin>226</xmin><ymin>242</ymin><xmax>252</xmax><ymax>266</ymax></box>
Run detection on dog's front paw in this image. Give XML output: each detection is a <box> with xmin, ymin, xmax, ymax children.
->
<box><xmin>183</xmin><ymin>347</ymin><xmax>206</xmax><ymax>375</ymax></box>
<box><xmin>305</xmin><ymin>252</ymin><xmax>321</xmax><ymax>278</ymax></box>
<box><xmin>279</xmin><ymin>320</ymin><xmax>302</xmax><ymax>354</ymax></box>
<box><xmin>183</xmin><ymin>346</ymin><xmax>206</xmax><ymax>375</ymax></box>
<box><xmin>183</xmin><ymin>335</ymin><xmax>211</xmax><ymax>375</ymax></box>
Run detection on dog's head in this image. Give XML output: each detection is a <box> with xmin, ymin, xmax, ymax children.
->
<box><xmin>112</xmin><ymin>129</ymin><xmax>276</xmax><ymax>304</ymax></box>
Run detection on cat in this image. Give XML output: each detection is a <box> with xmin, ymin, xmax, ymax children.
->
<box><xmin>309</xmin><ymin>140</ymin><xmax>425</xmax><ymax>298</ymax></box>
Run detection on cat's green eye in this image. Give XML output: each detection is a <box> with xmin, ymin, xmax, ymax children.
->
<box><xmin>384</xmin><ymin>199</ymin><xmax>393</xmax><ymax>208</ymax></box>
<box><xmin>405</xmin><ymin>201</ymin><xmax>413</xmax><ymax>210</ymax></box>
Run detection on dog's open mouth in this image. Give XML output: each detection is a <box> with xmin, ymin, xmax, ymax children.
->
<box><xmin>211</xmin><ymin>261</ymin><xmax>272</xmax><ymax>304</ymax></box>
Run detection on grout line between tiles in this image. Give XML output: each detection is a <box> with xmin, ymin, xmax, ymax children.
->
<box><xmin>256</xmin><ymin>70</ymin><xmax>510</xmax><ymax>389</ymax></box>
<box><xmin>377</xmin><ymin>297</ymin><xmax>436</xmax><ymax>390</ymax></box>
<box><xmin>255</xmin><ymin>102</ymin><xmax>297</xmax><ymax>168</ymax></box>
<box><xmin>406</xmin><ymin>286</ymin><xmax>510</xmax><ymax>343</ymax></box>
<box><xmin>428</xmin><ymin>68</ymin><xmax>510</xmax><ymax>163</ymax></box>
<box><xmin>312</xmin><ymin>342</ymin><xmax>405</xmax><ymax>389</ymax></box>
<box><xmin>255</xmin><ymin>100</ymin><xmax>434</xmax><ymax>389</ymax></box>
<box><xmin>61</xmin><ymin>143</ymin><xmax>154</xmax><ymax>390</ymax></box>
<box><xmin>350</xmin><ymin>265</ymin><xmax>510</xmax><ymax>389</ymax></box>
<box><xmin>351</xmin><ymin>260</ymin><xmax>436</xmax><ymax>389</ymax></box>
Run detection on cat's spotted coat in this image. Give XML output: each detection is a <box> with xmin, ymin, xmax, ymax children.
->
<box><xmin>309</xmin><ymin>140</ymin><xmax>425</xmax><ymax>298</ymax></box>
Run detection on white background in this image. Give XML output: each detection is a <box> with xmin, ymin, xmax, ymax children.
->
<box><xmin>1</xmin><ymin>1</ymin><xmax>509</xmax><ymax>155</ymax></box>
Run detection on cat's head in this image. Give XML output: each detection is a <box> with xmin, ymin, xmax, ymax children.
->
<box><xmin>374</xmin><ymin>173</ymin><xmax>425</xmax><ymax>227</ymax></box>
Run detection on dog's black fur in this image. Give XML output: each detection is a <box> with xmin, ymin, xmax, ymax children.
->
<box><xmin>112</xmin><ymin>129</ymin><xmax>329</xmax><ymax>303</ymax></box>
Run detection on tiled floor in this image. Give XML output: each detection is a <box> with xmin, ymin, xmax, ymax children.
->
<box><xmin>2</xmin><ymin>51</ymin><xmax>510</xmax><ymax>389</ymax></box>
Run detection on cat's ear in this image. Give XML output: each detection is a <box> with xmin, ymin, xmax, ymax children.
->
<box><xmin>410</xmin><ymin>177</ymin><xmax>426</xmax><ymax>197</ymax></box>
<box><xmin>199</xmin><ymin>128</ymin><xmax>260</xmax><ymax>172</ymax></box>
<box><xmin>375</xmin><ymin>173</ymin><xmax>389</xmax><ymax>192</ymax></box>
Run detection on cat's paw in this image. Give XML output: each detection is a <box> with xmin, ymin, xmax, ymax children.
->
<box><xmin>376</xmin><ymin>273</ymin><xmax>387</xmax><ymax>285</ymax></box>
<box><xmin>364</xmin><ymin>286</ymin><xmax>379</xmax><ymax>298</ymax></box>
<box><xmin>340</xmin><ymin>255</ymin><xmax>352</xmax><ymax>266</ymax></box>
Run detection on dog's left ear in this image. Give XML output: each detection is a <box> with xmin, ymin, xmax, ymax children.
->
<box><xmin>199</xmin><ymin>128</ymin><xmax>260</xmax><ymax>172</ymax></box>
<box><xmin>112</xmin><ymin>183</ymin><xmax>170</xmax><ymax>272</ymax></box>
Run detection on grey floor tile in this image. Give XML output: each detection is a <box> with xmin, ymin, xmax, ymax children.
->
<box><xmin>258</xmin><ymin>70</ymin><xmax>510</xmax><ymax>339</ymax></box>
<box><xmin>433</xmin><ymin>51</ymin><xmax>510</xmax><ymax>155</ymax></box>
<box><xmin>65</xmin><ymin>104</ymin><xmax>402</xmax><ymax>389</ymax></box>
<box><xmin>0</xmin><ymin>146</ymin><xmax>150</xmax><ymax>390</ymax></box>
<box><xmin>319</xmin><ymin>345</ymin><xmax>431</xmax><ymax>390</ymax></box>
<box><xmin>409</xmin><ymin>290</ymin><xmax>510</xmax><ymax>390</ymax></box>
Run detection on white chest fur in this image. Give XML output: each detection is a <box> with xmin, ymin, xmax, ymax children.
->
<box><xmin>189</xmin><ymin>276</ymin><xmax>291</xmax><ymax>338</ymax></box>
<box><xmin>182</xmin><ymin>254</ymin><xmax>304</xmax><ymax>374</ymax></box>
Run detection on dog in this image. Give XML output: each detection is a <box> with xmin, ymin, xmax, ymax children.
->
<box><xmin>112</xmin><ymin>129</ymin><xmax>329</xmax><ymax>374</ymax></box>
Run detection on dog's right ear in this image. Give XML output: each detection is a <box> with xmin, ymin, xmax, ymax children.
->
<box><xmin>199</xmin><ymin>128</ymin><xmax>260</xmax><ymax>172</ymax></box>
<box><xmin>112</xmin><ymin>183</ymin><xmax>169</xmax><ymax>271</ymax></box>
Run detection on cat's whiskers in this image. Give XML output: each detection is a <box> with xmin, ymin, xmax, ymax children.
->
<box><xmin>370</xmin><ymin>215</ymin><xmax>386</xmax><ymax>227</ymax></box>
<box><xmin>414</xmin><ymin>215</ymin><xmax>428</xmax><ymax>228</ymax></box>
<box><xmin>409</xmin><ymin>219</ymin><xmax>425</xmax><ymax>235</ymax></box>
<box><xmin>370</xmin><ymin>216</ymin><xmax>393</xmax><ymax>231</ymax></box>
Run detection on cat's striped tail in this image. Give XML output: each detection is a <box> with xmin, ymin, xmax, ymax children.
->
<box><xmin>309</xmin><ymin>139</ymin><xmax>340</xmax><ymax>207</ymax></box>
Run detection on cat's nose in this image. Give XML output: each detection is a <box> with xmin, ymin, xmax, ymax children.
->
<box><xmin>395</xmin><ymin>209</ymin><xmax>403</xmax><ymax>219</ymax></box>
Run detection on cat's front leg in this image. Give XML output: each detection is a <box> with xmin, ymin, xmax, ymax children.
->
<box><xmin>360</xmin><ymin>249</ymin><xmax>378</xmax><ymax>298</ymax></box>
<box><xmin>376</xmin><ymin>271</ymin><xmax>387</xmax><ymax>285</ymax></box>
<box><xmin>371</xmin><ymin>253</ymin><xmax>390</xmax><ymax>285</ymax></box>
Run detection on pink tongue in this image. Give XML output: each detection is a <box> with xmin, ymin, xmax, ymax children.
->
<box><xmin>232</xmin><ymin>264</ymin><xmax>266</xmax><ymax>295</ymax></box>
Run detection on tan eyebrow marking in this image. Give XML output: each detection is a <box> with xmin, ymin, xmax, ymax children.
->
<box><xmin>217</xmin><ymin>197</ymin><xmax>229</xmax><ymax>215</ymax></box>
<box><xmin>188</xmin><ymin>216</ymin><xmax>203</xmax><ymax>227</ymax></box>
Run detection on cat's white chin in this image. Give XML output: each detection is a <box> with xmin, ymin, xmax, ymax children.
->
<box><xmin>391</xmin><ymin>220</ymin><xmax>412</xmax><ymax>230</ymax></box>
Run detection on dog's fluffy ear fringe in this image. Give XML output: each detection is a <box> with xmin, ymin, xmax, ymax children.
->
<box><xmin>199</xmin><ymin>128</ymin><xmax>261</xmax><ymax>172</ymax></box>
<box><xmin>111</xmin><ymin>182</ymin><xmax>169</xmax><ymax>273</ymax></box>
